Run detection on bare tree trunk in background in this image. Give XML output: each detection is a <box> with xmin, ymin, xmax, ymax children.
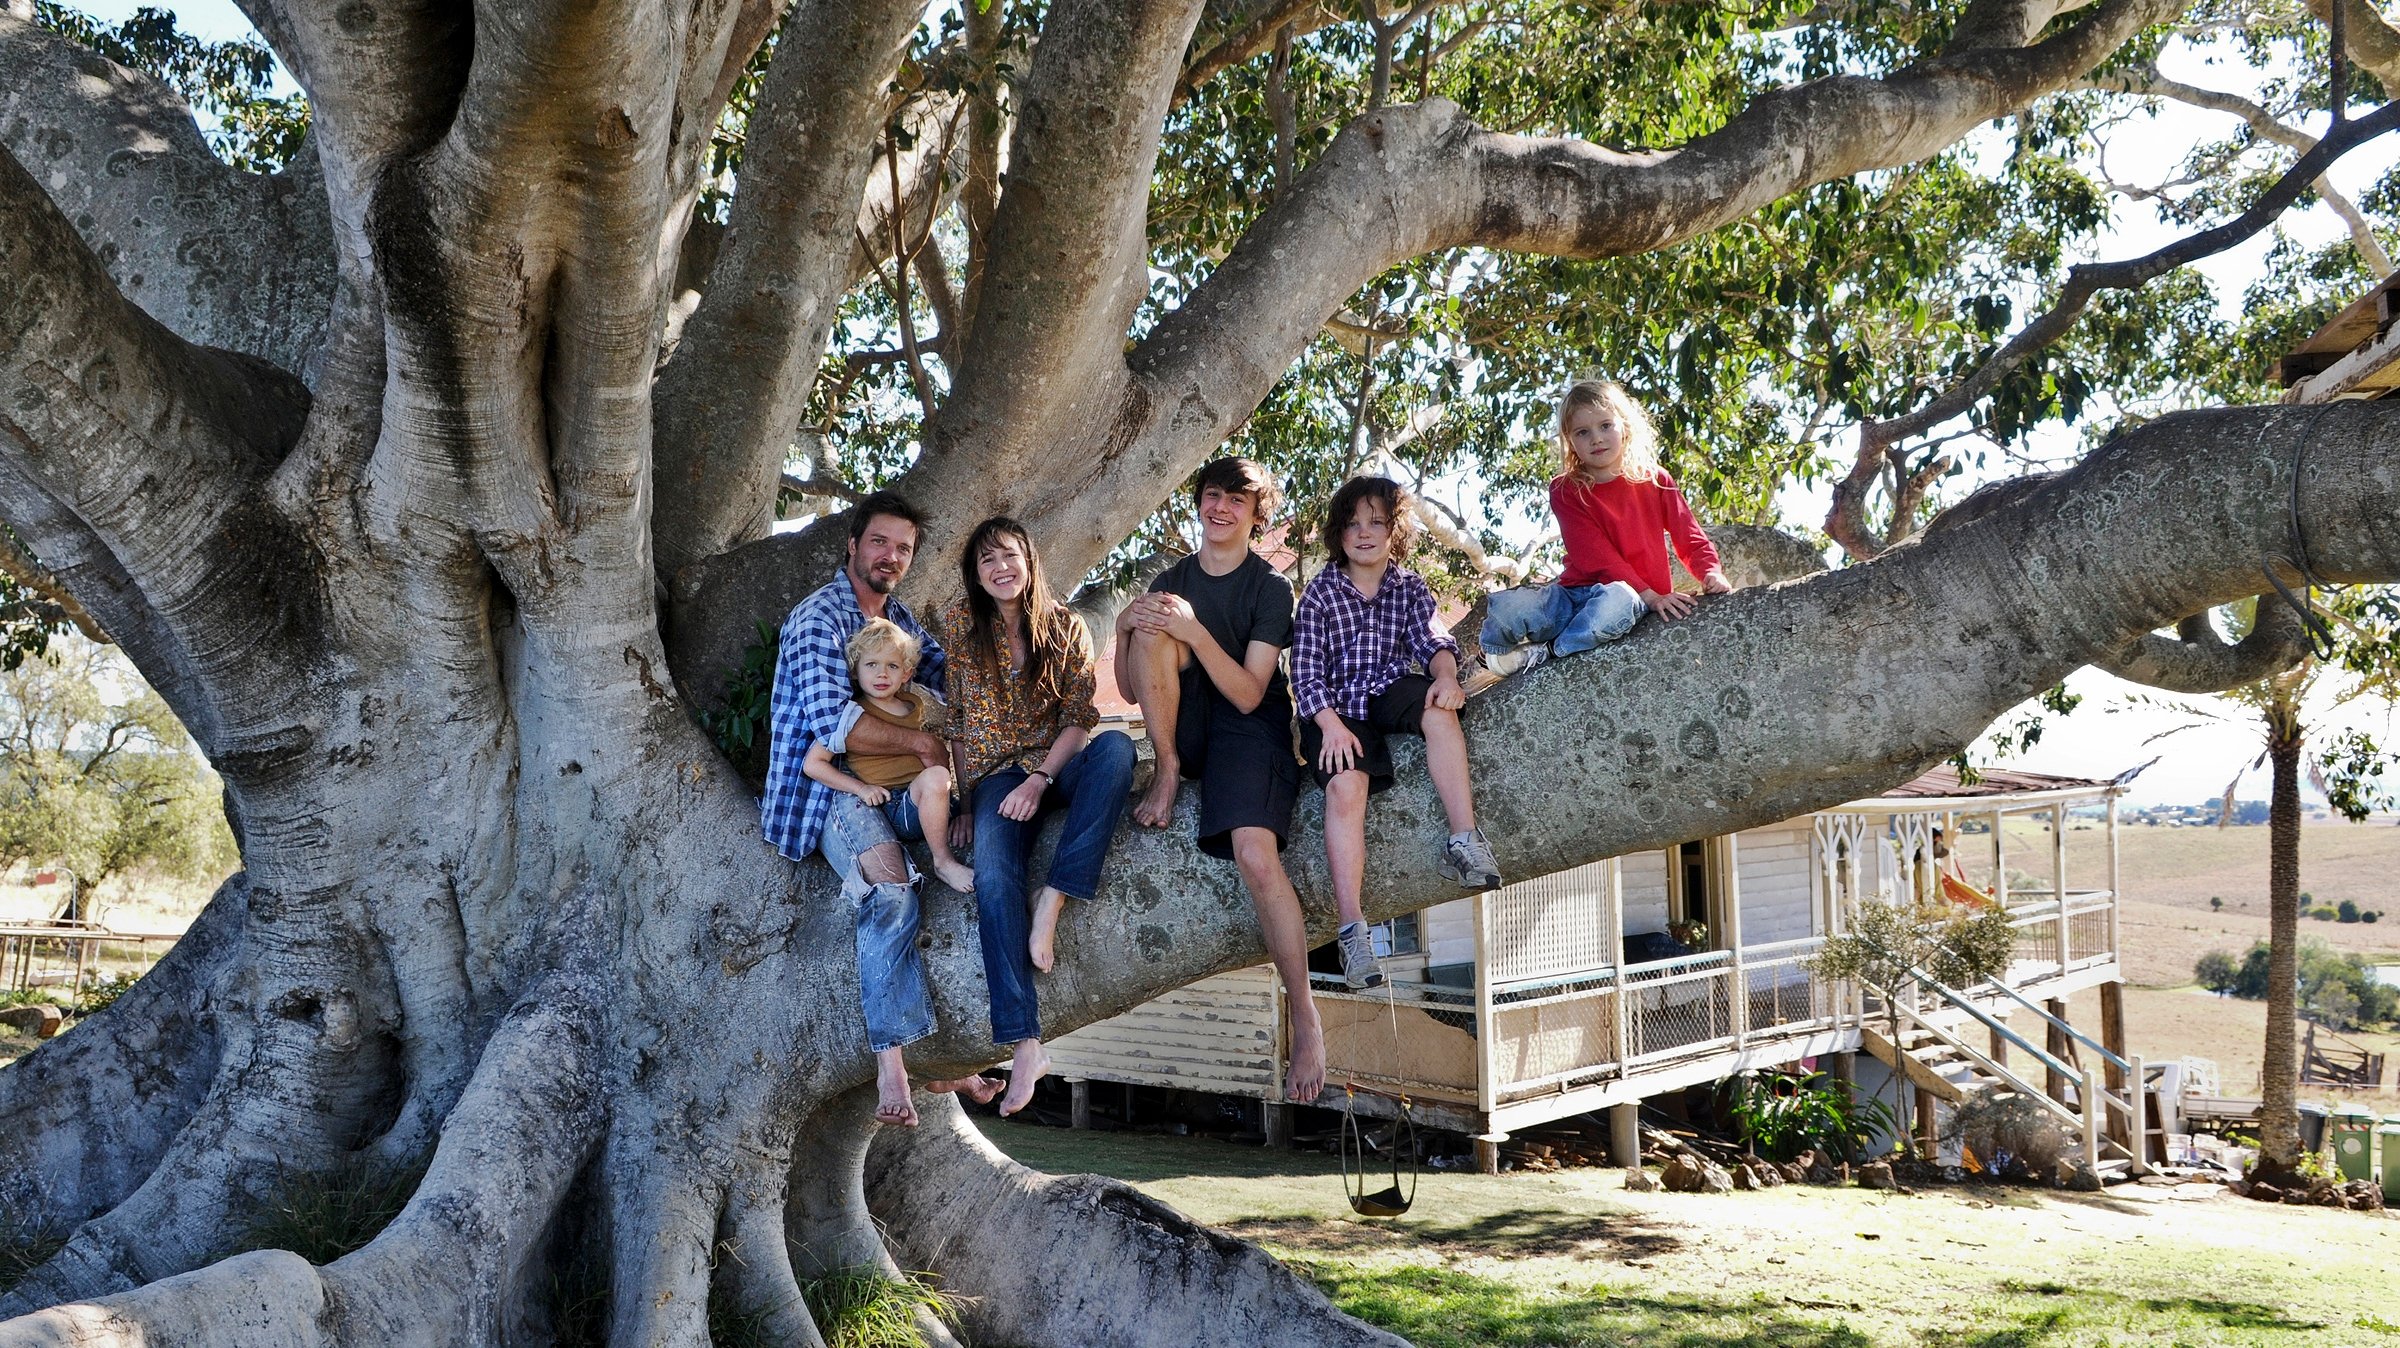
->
<box><xmin>2257</xmin><ymin>711</ymin><xmax>2306</xmax><ymax>1177</ymax></box>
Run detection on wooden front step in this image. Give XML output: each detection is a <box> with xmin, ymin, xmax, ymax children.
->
<box><xmin>1860</xmin><ymin>1026</ymin><xmax>1969</xmax><ymax>1104</ymax></box>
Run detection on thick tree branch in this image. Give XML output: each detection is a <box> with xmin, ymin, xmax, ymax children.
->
<box><xmin>678</xmin><ymin>401</ymin><xmax>2400</xmax><ymax>1090</ymax></box>
<box><xmin>0</xmin><ymin>877</ymin><xmax>243</xmax><ymax>1236</ymax></box>
<box><xmin>2096</xmin><ymin>598</ymin><xmax>2314</xmax><ymax>693</ymax></box>
<box><xmin>649</xmin><ymin>0</ymin><xmax>923</xmax><ymax>579</ymax></box>
<box><xmin>0</xmin><ymin>144</ymin><xmax>320</xmax><ymax>752</ymax></box>
<box><xmin>0</xmin><ymin>12</ymin><xmax>335</xmax><ymax>374</ymax></box>
<box><xmin>868</xmin><ymin>1094</ymin><xmax>1407</xmax><ymax>1348</ymax></box>
<box><xmin>927</xmin><ymin>0</ymin><xmax>1211</xmax><ymax>488</ymax></box>
<box><xmin>2315</xmin><ymin>0</ymin><xmax>2400</xmax><ymax>98</ymax></box>
<box><xmin>1829</xmin><ymin>97</ymin><xmax>2400</xmax><ymax>559</ymax></box>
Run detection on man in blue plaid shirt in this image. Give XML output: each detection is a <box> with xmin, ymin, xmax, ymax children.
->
<box><xmin>763</xmin><ymin>491</ymin><xmax>993</xmax><ymax>1125</ymax></box>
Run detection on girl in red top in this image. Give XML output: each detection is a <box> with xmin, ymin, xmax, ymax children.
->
<box><xmin>1481</xmin><ymin>379</ymin><xmax>1733</xmax><ymax>669</ymax></box>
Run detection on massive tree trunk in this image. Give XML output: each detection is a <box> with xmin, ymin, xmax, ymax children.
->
<box><xmin>1</xmin><ymin>0</ymin><xmax>2395</xmax><ymax>1342</ymax></box>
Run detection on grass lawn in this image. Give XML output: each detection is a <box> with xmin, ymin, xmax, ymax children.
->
<box><xmin>980</xmin><ymin>1117</ymin><xmax>2400</xmax><ymax>1347</ymax></box>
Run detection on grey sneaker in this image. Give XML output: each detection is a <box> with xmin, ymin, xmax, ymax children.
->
<box><xmin>1337</xmin><ymin>922</ymin><xmax>1386</xmax><ymax>990</ymax></box>
<box><xmin>1487</xmin><ymin>644</ymin><xmax>1552</xmax><ymax>677</ymax></box>
<box><xmin>1439</xmin><ymin>828</ymin><xmax>1504</xmax><ymax>890</ymax></box>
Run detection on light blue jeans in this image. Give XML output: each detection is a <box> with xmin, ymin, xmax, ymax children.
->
<box><xmin>1481</xmin><ymin>581</ymin><xmax>1645</xmax><ymax>658</ymax></box>
<box><xmin>819</xmin><ymin>790</ymin><xmax>935</xmax><ymax>1053</ymax></box>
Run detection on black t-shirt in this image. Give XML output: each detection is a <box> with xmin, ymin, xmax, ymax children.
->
<box><xmin>1149</xmin><ymin>551</ymin><xmax>1294</xmax><ymax>725</ymax></box>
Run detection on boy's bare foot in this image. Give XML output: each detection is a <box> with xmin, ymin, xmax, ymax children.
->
<box><xmin>874</xmin><ymin>1049</ymin><xmax>919</xmax><ymax>1127</ymax></box>
<box><xmin>1284</xmin><ymin>1021</ymin><xmax>1326</xmax><ymax>1103</ymax></box>
<box><xmin>998</xmin><ymin>1039</ymin><xmax>1050</xmax><ymax>1117</ymax></box>
<box><xmin>1132</xmin><ymin>763</ymin><xmax>1179</xmax><ymax>828</ymax></box>
<box><xmin>931</xmin><ymin>856</ymin><xmax>977</xmax><ymax>892</ymax></box>
<box><xmin>1028</xmin><ymin>886</ymin><xmax>1068</xmax><ymax>972</ymax></box>
<box><xmin>926</xmin><ymin>1073</ymin><xmax>1003</xmax><ymax>1104</ymax></box>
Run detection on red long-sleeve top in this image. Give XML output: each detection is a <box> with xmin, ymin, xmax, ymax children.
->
<box><xmin>1550</xmin><ymin>470</ymin><xmax>1721</xmax><ymax>595</ymax></box>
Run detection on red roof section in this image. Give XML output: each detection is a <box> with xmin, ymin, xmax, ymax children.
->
<box><xmin>1878</xmin><ymin>764</ymin><xmax>2110</xmax><ymax>799</ymax></box>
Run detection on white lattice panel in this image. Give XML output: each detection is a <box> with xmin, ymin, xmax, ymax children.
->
<box><xmin>1485</xmin><ymin>858</ymin><xmax>1615</xmax><ymax>985</ymax></box>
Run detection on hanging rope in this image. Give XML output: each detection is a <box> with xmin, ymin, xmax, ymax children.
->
<box><xmin>1338</xmin><ymin>965</ymin><xmax>1420</xmax><ymax>1217</ymax></box>
<box><xmin>2259</xmin><ymin>404</ymin><xmax>2341</xmax><ymax>661</ymax></box>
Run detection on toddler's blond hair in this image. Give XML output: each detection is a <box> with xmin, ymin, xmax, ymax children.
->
<box><xmin>845</xmin><ymin>618</ymin><xmax>921</xmax><ymax>681</ymax></box>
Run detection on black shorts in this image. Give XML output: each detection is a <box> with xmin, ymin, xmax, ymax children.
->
<box><xmin>1173</xmin><ymin>665</ymin><xmax>1300</xmax><ymax>860</ymax></box>
<box><xmin>1297</xmin><ymin>674</ymin><xmax>1431</xmax><ymax>793</ymax></box>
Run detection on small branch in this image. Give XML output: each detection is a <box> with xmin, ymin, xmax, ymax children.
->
<box><xmin>881</xmin><ymin>123</ymin><xmax>941</xmax><ymax>423</ymax></box>
<box><xmin>2097</xmin><ymin>601</ymin><xmax>2313</xmax><ymax>694</ymax></box>
<box><xmin>2081</xmin><ymin>67</ymin><xmax>2394</xmax><ymax>272</ymax></box>
<box><xmin>1268</xmin><ymin>23</ymin><xmax>1298</xmax><ymax>197</ymax></box>
<box><xmin>0</xmin><ymin>530</ymin><xmax>110</xmax><ymax>645</ymax></box>
<box><xmin>1831</xmin><ymin>98</ymin><xmax>2400</xmax><ymax>557</ymax></box>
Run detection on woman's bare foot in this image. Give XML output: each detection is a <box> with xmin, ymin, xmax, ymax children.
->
<box><xmin>1028</xmin><ymin>886</ymin><xmax>1068</xmax><ymax>972</ymax></box>
<box><xmin>926</xmin><ymin>1073</ymin><xmax>1003</xmax><ymax>1104</ymax></box>
<box><xmin>1132</xmin><ymin>762</ymin><xmax>1180</xmax><ymax>828</ymax></box>
<box><xmin>998</xmin><ymin>1039</ymin><xmax>1050</xmax><ymax>1117</ymax></box>
<box><xmin>1284</xmin><ymin>1020</ymin><xmax>1326</xmax><ymax>1103</ymax></box>
<box><xmin>874</xmin><ymin>1048</ymin><xmax>919</xmax><ymax>1127</ymax></box>
<box><xmin>931</xmin><ymin>856</ymin><xmax>977</xmax><ymax>892</ymax></box>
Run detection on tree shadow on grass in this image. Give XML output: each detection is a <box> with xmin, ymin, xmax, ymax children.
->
<box><xmin>1918</xmin><ymin>1280</ymin><xmax>2331</xmax><ymax>1346</ymax></box>
<box><xmin>1228</xmin><ymin>1209</ymin><xmax>1685</xmax><ymax>1262</ymax></box>
<box><xmin>1290</xmin><ymin>1260</ymin><xmax>1876</xmax><ymax>1348</ymax></box>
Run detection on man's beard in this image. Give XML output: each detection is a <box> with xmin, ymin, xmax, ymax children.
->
<box><xmin>854</xmin><ymin>561</ymin><xmax>899</xmax><ymax>595</ymax></box>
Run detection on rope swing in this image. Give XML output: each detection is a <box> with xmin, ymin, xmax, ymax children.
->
<box><xmin>1337</xmin><ymin>971</ymin><xmax>1419</xmax><ymax>1217</ymax></box>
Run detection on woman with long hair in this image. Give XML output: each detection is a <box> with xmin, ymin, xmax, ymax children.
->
<box><xmin>943</xmin><ymin>517</ymin><xmax>1137</xmax><ymax>1116</ymax></box>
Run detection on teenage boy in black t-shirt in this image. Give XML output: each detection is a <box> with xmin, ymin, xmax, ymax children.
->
<box><xmin>1116</xmin><ymin>457</ymin><xmax>1325</xmax><ymax>1103</ymax></box>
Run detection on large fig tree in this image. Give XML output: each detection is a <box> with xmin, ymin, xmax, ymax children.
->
<box><xmin>2</xmin><ymin>0</ymin><xmax>2397</xmax><ymax>1344</ymax></box>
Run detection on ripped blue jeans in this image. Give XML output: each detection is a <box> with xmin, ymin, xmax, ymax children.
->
<box><xmin>819</xmin><ymin>790</ymin><xmax>935</xmax><ymax>1053</ymax></box>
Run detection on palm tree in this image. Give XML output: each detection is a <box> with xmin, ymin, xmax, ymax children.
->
<box><xmin>2150</xmin><ymin>593</ymin><xmax>2399</xmax><ymax>1180</ymax></box>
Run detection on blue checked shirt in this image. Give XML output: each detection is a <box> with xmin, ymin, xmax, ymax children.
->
<box><xmin>759</xmin><ymin>575</ymin><xmax>946</xmax><ymax>861</ymax></box>
<box><xmin>1289</xmin><ymin>564</ymin><xmax>1459</xmax><ymax>720</ymax></box>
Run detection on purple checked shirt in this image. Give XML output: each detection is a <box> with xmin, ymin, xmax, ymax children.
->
<box><xmin>1289</xmin><ymin>563</ymin><xmax>1460</xmax><ymax>720</ymax></box>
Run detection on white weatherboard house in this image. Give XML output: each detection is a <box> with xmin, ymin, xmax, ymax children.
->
<box><xmin>1049</xmin><ymin>765</ymin><xmax>2153</xmax><ymax>1171</ymax></box>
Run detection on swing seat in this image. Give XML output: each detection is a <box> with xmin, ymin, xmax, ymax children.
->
<box><xmin>1349</xmin><ymin>1184</ymin><xmax>1412</xmax><ymax>1218</ymax></box>
<box><xmin>1340</xmin><ymin>1085</ymin><xmax>1419</xmax><ymax>1217</ymax></box>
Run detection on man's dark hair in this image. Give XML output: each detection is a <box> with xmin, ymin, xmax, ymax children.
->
<box><xmin>1189</xmin><ymin>457</ymin><xmax>1282</xmax><ymax>539</ymax></box>
<box><xmin>849</xmin><ymin>490</ymin><xmax>926</xmax><ymax>543</ymax></box>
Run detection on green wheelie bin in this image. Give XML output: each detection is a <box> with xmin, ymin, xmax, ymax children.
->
<box><xmin>2329</xmin><ymin>1106</ymin><xmax>2377</xmax><ymax>1183</ymax></box>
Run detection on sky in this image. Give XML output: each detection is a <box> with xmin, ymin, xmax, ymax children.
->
<box><xmin>67</xmin><ymin>0</ymin><xmax>2400</xmax><ymax>808</ymax></box>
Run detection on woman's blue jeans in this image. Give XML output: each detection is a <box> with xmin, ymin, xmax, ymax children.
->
<box><xmin>1480</xmin><ymin>580</ymin><xmax>1644</xmax><ymax>657</ymax></box>
<box><xmin>971</xmin><ymin>730</ymin><xmax>1138</xmax><ymax>1046</ymax></box>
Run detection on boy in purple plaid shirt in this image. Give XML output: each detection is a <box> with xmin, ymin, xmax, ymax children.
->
<box><xmin>1292</xmin><ymin>476</ymin><xmax>1503</xmax><ymax>991</ymax></box>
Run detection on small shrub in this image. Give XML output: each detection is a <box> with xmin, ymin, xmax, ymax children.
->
<box><xmin>800</xmin><ymin>1266</ymin><xmax>966</xmax><ymax>1348</ymax></box>
<box><xmin>0</xmin><ymin>1222</ymin><xmax>65</xmax><ymax>1296</ymax></box>
<box><xmin>2307</xmin><ymin>906</ymin><xmax>2338</xmax><ymax>921</ymax></box>
<box><xmin>2365</xmin><ymin>910</ymin><xmax>2382</xmax><ymax>924</ymax></box>
<box><xmin>1726</xmin><ymin>1071</ymin><xmax>1897</xmax><ymax>1163</ymax></box>
<box><xmin>2337</xmin><ymin>899</ymin><xmax>2362</xmax><ymax>924</ymax></box>
<box><xmin>72</xmin><ymin>971</ymin><xmax>140</xmax><ymax>1018</ymax></box>
<box><xmin>699</xmin><ymin>620</ymin><xmax>778</xmax><ymax>785</ymax></box>
<box><xmin>234</xmin><ymin>1157</ymin><xmax>428</xmax><ymax>1265</ymax></box>
<box><xmin>2209</xmin><ymin>896</ymin><xmax>2224</xmax><ymax>911</ymax></box>
<box><xmin>2195</xmin><ymin>951</ymin><xmax>2239</xmax><ymax>995</ymax></box>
